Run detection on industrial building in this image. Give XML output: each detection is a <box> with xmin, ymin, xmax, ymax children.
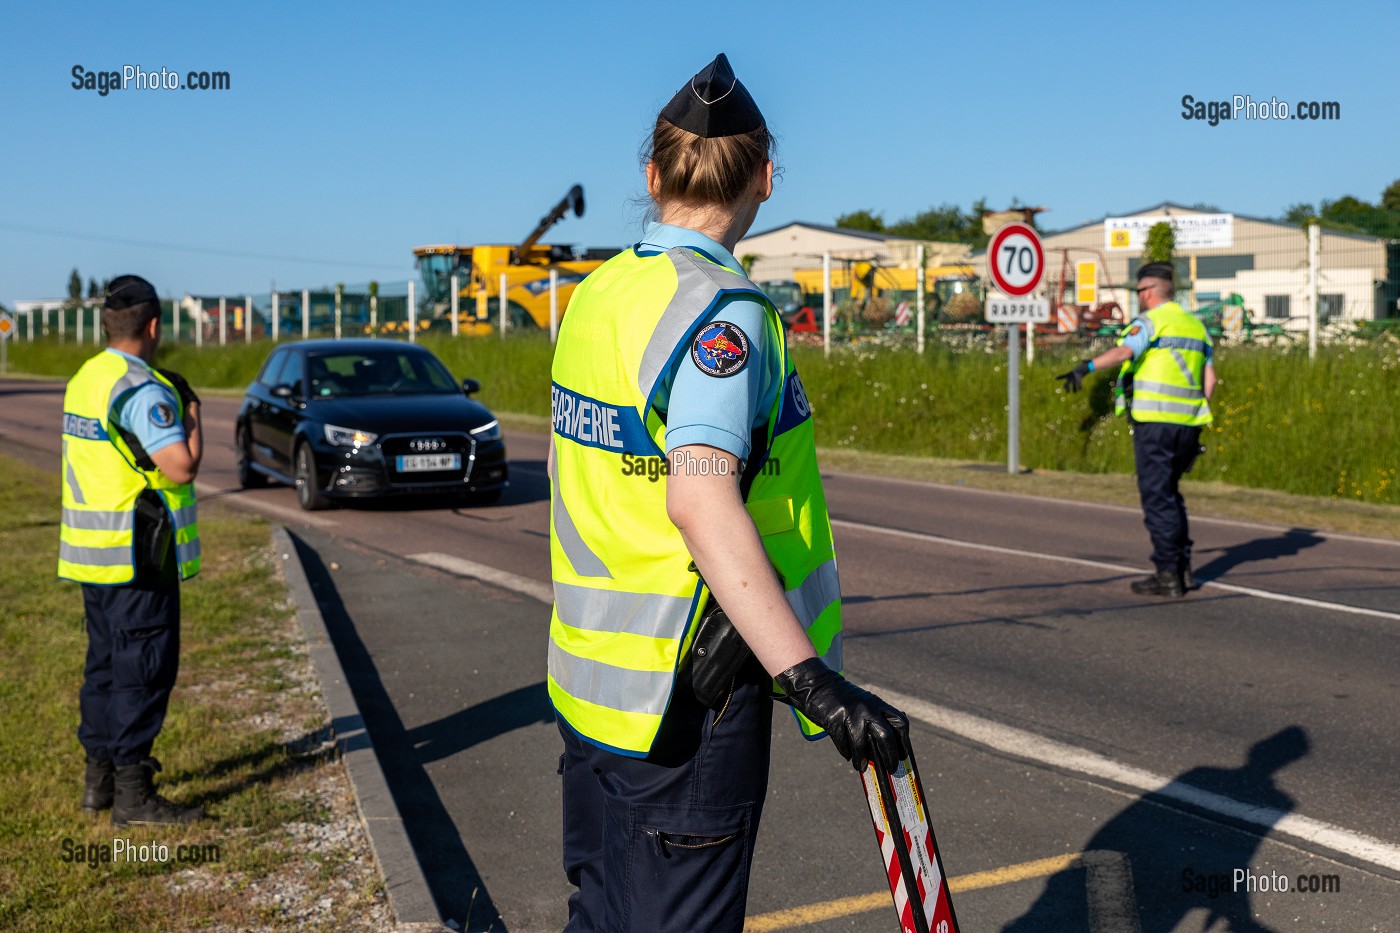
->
<box><xmin>974</xmin><ymin>202</ymin><xmax>1396</xmax><ymax>326</ymax></box>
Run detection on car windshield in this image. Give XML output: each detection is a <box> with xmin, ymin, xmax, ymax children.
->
<box><xmin>306</xmin><ymin>349</ymin><xmax>458</xmax><ymax>398</ymax></box>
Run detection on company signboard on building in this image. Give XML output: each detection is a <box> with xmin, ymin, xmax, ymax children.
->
<box><xmin>1105</xmin><ymin>213</ymin><xmax>1234</xmax><ymax>250</ymax></box>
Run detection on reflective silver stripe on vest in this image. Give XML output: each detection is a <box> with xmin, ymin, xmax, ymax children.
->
<box><xmin>637</xmin><ymin>248</ymin><xmax>759</xmax><ymax>398</ymax></box>
<box><xmin>553</xmin><ymin>582</ymin><xmax>691</xmax><ymax>639</ymax></box>
<box><xmin>1132</xmin><ymin>398</ymin><xmax>1204</xmax><ymax>416</ymax></box>
<box><xmin>63</xmin><ymin>438</ymin><xmax>87</xmax><ymax>505</ymax></box>
<box><xmin>1132</xmin><ymin>379</ymin><xmax>1204</xmax><ymax>400</ymax></box>
<box><xmin>550</xmin><ymin>445</ymin><xmax>612</xmax><ymax>579</ymax></box>
<box><xmin>170</xmin><ymin>504</ymin><xmax>198</xmax><ymax>528</ymax></box>
<box><xmin>548</xmin><ymin>641</ymin><xmax>673</xmax><ymax>716</ymax></box>
<box><xmin>1154</xmin><ymin>336</ymin><xmax>1209</xmax><ymax>353</ymax></box>
<box><xmin>107</xmin><ymin>357</ymin><xmax>157</xmax><ymax>416</ymax></box>
<box><xmin>1167</xmin><ymin>349</ymin><xmax>1198</xmax><ymax>387</ymax></box>
<box><xmin>59</xmin><ymin>542</ymin><xmax>131</xmax><ymax>566</ymax></box>
<box><xmin>787</xmin><ymin>559</ymin><xmax>840</xmax><ymax>628</ymax></box>
<box><xmin>61</xmin><ymin>508</ymin><xmax>135</xmax><ymax>532</ymax></box>
<box><xmin>176</xmin><ymin>539</ymin><xmax>201</xmax><ymax>566</ymax></box>
<box><xmin>820</xmin><ymin>635</ymin><xmax>844</xmax><ymax>675</ymax></box>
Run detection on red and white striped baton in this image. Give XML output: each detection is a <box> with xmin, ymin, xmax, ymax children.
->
<box><xmin>860</xmin><ymin>748</ymin><xmax>960</xmax><ymax>933</ymax></box>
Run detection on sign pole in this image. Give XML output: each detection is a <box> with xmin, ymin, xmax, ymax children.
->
<box><xmin>1007</xmin><ymin>324</ymin><xmax>1019</xmax><ymax>474</ymax></box>
<box><xmin>984</xmin><ymin>222</ymin><xmax>1046</xmax><ymax>478</ymax></box>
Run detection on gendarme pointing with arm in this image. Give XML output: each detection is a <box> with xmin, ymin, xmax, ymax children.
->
<box><xmin>1057</xmin><ymin>261</ymin><xmax>1216</xmax><ymax>596</ymax></box>
<box><xmin>547</xmin><ymin>53</ymin><xmax>910</xmax><ymax>931</ymax></box>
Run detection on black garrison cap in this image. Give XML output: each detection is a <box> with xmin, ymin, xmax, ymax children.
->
<box><xmin>104</xmin><ymin>274</ymin><xmax>160</xmax><ymax>310</ymax></box>
<box><xmin>1137</xmin><ymin>262</ymin><xmax>1175</xmax><ymax>282</ymax></box>
<box><xmin>660</xmin><ymin>53</ymin><xmax>765</xmax><ymax>138</ymax></box>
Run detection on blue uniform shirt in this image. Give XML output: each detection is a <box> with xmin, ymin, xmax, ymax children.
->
<box><xmin>106</xmin><ymin>349</ymin><xmax>186</xmax><ymax>457</ymax></box>
<box><xmin>635</xmin><ymin>223</ymin><xmax>782</xmax><ymax>463</ymax></box>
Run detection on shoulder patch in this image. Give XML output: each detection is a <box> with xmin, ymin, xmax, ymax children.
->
<box><xmin>691</xmin><ymin>321</ymin><xmax>750</xmax><ymax>378</ymax></box>
<box><xmin>1125</xmin><ymin>324</ymin><xmax>1141</xmax><ymax>337</ymax></box>
<box><xmin>149</xmin><ymin>401</ymin><xmax>177</xmax><ymax>429</ymax></box>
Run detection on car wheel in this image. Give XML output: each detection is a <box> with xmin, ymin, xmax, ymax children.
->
<box><xmin>236</xmin><ymin>426</ymin><xmax>267</xmax><ymax>489</ymax></box>
<box><xmin>295</xmin><ymin>442</ymin><xmax>332</xmax><ymax>511</ymax></box>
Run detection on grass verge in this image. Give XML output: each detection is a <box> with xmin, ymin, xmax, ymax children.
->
<box><xmin>0</xmin><ymin>455</ymin><xmax>387</xmax><ymax>931</ymax></box>
<box><xmin>8</xmin><ymin>333</ymin><xmax>1397</xmax><ymax>505</ymax></box>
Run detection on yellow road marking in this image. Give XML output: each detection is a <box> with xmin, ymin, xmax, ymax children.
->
<box><xmin>745</xmin><ymin>852</ymin><xmax>1085</xmax><ymax>932</ymax></box>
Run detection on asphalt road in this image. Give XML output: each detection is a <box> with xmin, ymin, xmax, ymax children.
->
<box><xmin>5</xmin><ymin>377</ymin><xmax>1398</xmax><ymax>932</ymax></box>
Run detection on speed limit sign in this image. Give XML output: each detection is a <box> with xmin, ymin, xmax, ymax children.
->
<box><xmin>987</xmin><ymin>222</ymin><xmax>1044</xmax><ymax>297</ymax></box>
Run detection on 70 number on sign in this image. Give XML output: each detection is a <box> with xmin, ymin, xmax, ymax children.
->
<box><xmin>987</xmin><ymin>223</ymin><xmax>1044</xmax><ymax>298</ymax></box>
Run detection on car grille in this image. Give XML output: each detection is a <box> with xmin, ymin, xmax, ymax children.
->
<box><xmin>380</xmin><ymin>433</ymin><xmax>474</xmax><ymax>485</ymax></box>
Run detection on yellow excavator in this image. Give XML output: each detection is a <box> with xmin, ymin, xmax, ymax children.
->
<box><xmin>412</xmin><ymin>185</ymin><xmax>617</xmax><ymax>334</ymax></box>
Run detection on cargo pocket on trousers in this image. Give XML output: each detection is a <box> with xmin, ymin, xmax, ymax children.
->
<box><xmin>113</xmin><ymin>625</ymin><xmax>177</xmax><ymax>691</ymax></box>
<box><xmin>609</xmin><ymin>801</ymin><xmax>752</xmax><ymax>933</ymax></box>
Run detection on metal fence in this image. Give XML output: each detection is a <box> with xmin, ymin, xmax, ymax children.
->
<box><xmin>11</xmin><ymin>218</ymin><xmax>1397</xmax><ymax>358</ymax></box>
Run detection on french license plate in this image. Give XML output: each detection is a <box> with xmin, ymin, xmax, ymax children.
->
<box><xmin>396</xmin><ymin>453</ymin><xmax>460</xmax><ymax>472</ymax></box>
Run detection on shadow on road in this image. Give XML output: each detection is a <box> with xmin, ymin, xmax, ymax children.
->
<box><xmin>1195</xmin><ymin>529</ymin><xmax>1326</xmax><ymax>583</ymax></box>
<box><xmin>1003</xmin><ymin>726</ymin><xmax>1310</xmax><ymax>933</ymax></box>
<box><xmin>410</xmin><ymin>682</ymin><xmax>554</xmax><ymax>765</ymax></box>
<box><xmin>291</xmin><ymin>532</ymin><xmax>507</xmax><ymax>931</ymax></box>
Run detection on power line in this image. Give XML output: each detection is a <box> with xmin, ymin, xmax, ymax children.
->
<box><xmin>0</xmin><ymin>221</ymin><xmax>409</xmax><ymax>272</ymax></box>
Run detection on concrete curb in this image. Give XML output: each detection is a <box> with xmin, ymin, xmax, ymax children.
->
<box><xmin>271</xmin><ymin>525</ymin><xmax>447</xmax><ymax>932</ymax></box>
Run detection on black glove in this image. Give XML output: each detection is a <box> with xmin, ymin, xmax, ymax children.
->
<box><xmin>157</xmin><ymin>368</ymin><xmax>200</xmax><ymax>409</ymax></box>
<box><xmin>775</xmin><ymin>659</ymin><xmax>910</xmax><ymax>772</ymax></box>
<box><xmin>1055</xmin><ymin>360</ymin><xmax>1092</xmax><ymax>393</ymax></box>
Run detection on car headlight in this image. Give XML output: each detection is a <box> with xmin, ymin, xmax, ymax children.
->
<box><xmin>469</xmin><ymin>419</ymin><xmax>501</xmax><ymax>441</ymax></box>
<box><xmin>324</xmin><ymin>424</ymin><xmax>378</xmax><ymax>447</ymax></box>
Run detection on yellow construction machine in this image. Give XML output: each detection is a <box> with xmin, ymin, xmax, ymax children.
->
<box><xmin>785</xmin><ymin>259</ymin><xmax>983</xmax><ymax>327</ymax></box>
<box><xmin>412</xmin><ymin>185</ymin><xmax>617</xmax><ymax>334</ymax></box>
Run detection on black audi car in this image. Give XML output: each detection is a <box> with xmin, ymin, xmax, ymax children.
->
<box><xmin>235</xmin><ymin>339</ymin><xmax>507</xmax><ymax>509</ymax></box>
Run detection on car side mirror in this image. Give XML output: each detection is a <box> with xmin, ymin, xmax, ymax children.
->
<box><xmin>461</xmin><ymin>378</ymin><xmax>481</xmax><ymax>396</ymax></box>
<box><xmin>272</xmin><ymin>383</ymin><xmax>296</xmax><ymax>399</ymax></box>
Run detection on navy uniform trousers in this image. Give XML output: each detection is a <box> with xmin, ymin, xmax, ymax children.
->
<box><xmin>77</xmin><ymin>558</ymin><xmax>180</xmax><ymax>767</ymax></box>
<box><xmin>1131</xmin><ymin>419</ymin><xmax>1203</xmax><ymax>575</ymax></box>
<box><xmin>558</xmin><ymin>657</ymin><xmax>773</xmax><ymax>933</ymax></box>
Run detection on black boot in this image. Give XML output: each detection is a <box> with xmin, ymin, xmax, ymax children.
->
<box><xmin>111</xmin><ymin>758</ymin><xmax>205</xmax><ymax>826</ymax></box>
<box><xmin>1130</xmin><ymin>569</ymin><xmax>1186</xmax><ymax>598</ymax></box>
<box><xmin>81</xmin><ymin>757</ymin><xmax>114</xmax><ymax>816</ymax></box>
<box><xmin>1180</xmin><ymin>563</ymin><xmax>1196</xmax><ymax>591</ymax></box>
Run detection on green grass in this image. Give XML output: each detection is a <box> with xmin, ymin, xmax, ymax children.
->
<box><xmin>0</xmin><ymin>455</ymin><xmax>383</xmax><ymax>930</ymax></box>
<box><xmin>9</xmin><ymin>333</ymin><xmax>1397</xmax><ymax>504</ymax></box>
<box><xmin>792</xmin><ymin>341</ymin><xmax>1400</xmax><ymax>505</ymax></box>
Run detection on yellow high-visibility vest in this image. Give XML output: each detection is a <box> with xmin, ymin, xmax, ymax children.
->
<box><xmin>1115</xmin><ymin>301</ymin><xmax>1214</xmax><ymax>427</ymax></box>
<box><xmin>548</xmin><ymin>245</ymin><xmax>841</xmax><ymax>757</ymax></box>
<box><xmin>59</xmin><ymin>350</ymin><xmax>201</xmax><ymax>585</ymax></box>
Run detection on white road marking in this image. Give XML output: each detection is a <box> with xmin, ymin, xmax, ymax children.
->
<box><xmin>874</xmin><ymin>686</ymin><xmax>1400</xmax><ymax>874</ymax></box>
<box><xmin>1083</xmin><ymin>851</ymin><xmax>1142</xmax><ymax>933</ymax></box>
<box><xmin>832</xmin><ymin>518</ymin><xmax>1400</xmax><ymax>623</ymax></box>
<box><xmin>825</xmin><ymin>470</ymin><xmax>1400</xmax><ymax>548</ymax></box>
<box><xmin>407</xmin><ymin>552</ymin><xmax>554</xmax><ymax>604</ymax></box>
<box><xmin>195</xmin><ymin>482</ymin><xmax>338</xmax><ymax>529</ymax></box>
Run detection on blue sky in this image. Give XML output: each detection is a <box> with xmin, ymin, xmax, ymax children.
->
<box><xmin>2</xmin><ymin>0</ymin><xmax>1394</xmax><ymax>305</ymax></box>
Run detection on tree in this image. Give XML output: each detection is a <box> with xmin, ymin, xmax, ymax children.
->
<box><xmin>1383</xmin><ymin>179</ymin><xmax>1400</xmax><ymax>213</ymax></box>
<box><xmin>739</xmin><ymin>254</ymin><xmax>758</xmax><ymax>277</ymax></box>
<box><xmin>835</xmin><ymin>209</ymin><xmax>885</xmax><ymax>233</ymax></box>
<box><xmin>1282</xmin><ymin>203</ymin><xmax>1318</xmax><ymax>226</ymax></box>
<box><xmin>87</xmin><ymin>277</ymin><xmax>101</xmax><ymax>300</ymax></box>
<box><xmin>67</xmin><ymin>269</ymin><xmax>83</xmax><ymax>306</ymax></box>
<box><xmin>1142</xmin><ymin>222</ymin><xmax>1175</xmax><ymax>265</ymax></box>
